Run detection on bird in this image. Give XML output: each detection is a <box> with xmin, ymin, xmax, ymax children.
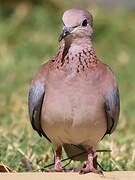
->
<box><xmin>28</xmin><ymin>8</ymin><xmax>120</xmax><ymax>174</ymax></box>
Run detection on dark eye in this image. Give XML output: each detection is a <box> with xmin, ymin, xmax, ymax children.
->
<box><xmin>82</xmin><ymin>19</ymin><xmax>87</xmax><ymax>27</ymax></box>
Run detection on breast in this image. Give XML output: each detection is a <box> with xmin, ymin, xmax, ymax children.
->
<box><xmin>41</xmin><ymin>73</ymin><xmax>107</xmax><ymax>146</ymax></box>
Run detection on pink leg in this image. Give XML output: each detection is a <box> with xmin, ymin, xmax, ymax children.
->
<box><xmin>44</xmin><ymin>147</ymin><xmax>64</xmax><ymax>172</ymax></box>
<box><xmin>73</xmin><ymin>149</ymin><xmax>103</xmax><ymax>175</ymax></box>
<box><xmin>54</xmin><ymin>147</ymin><xmax>62</xmax><ymax>171</ymax></box>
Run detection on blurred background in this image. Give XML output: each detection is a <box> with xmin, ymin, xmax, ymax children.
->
<box><xmin>0</xmin><ymin>0</ymin><xmax>135</xmax><ymax>172</ymax></box>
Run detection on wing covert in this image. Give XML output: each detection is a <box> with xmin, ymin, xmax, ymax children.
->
<box><xmin>28</xmin><ymin>81</ymin><xmax>50</xmax><ymax>141</ymax></box>
<box><xmin>105</xmin><ymin>86</ymin><xmax>120</xmax><ymax>135</ymax></box>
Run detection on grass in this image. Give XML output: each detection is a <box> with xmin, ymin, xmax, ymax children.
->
<box><xmin>0</xmin><ymin>3</ymin><xmax>135</xmax><ymax>172</ymax></box>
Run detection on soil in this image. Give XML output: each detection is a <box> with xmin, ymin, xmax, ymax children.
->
<box><xmin>0</xmin><ymin>171</ymin><xmax>135</xmax><ymax>180</ymax></box>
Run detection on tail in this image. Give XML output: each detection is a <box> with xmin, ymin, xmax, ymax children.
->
<box><xmin>63</xmin><ymin>144</ymin><xmax>88</xmax><ymax>161</ymax></box>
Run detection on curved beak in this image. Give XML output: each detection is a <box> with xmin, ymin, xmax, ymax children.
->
<box><xmin>58</xmin><ymin>27</ymin><xmax>73</xmax><ymax>42</ymax></box>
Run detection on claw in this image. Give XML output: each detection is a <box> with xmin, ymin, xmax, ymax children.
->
<box><xmin>79</xmin><ymin>168</ymin><xmax>103</xmax><ymax>175</ymax></box>
<box><xmin>44</xmin><ymin>168</ymin><xmax>64</xmax><ymax>172</ymax></box>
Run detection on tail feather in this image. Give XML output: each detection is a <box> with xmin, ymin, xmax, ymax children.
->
<box><xmin>63</xmin><ymin>144</ymin><xmax>88</xmax><ymax>161</ymax></box>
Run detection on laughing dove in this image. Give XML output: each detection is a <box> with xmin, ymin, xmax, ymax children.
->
<box><xmin>28</xmin><ymin>8</ymin><xmax>120</xmax><ymax>174</ymax></box>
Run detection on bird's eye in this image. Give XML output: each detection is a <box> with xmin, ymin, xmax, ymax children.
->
<box><xmin>82</xmin><ymin>19</ymin><xmax>87</xmax><ymax>27</ymax></box>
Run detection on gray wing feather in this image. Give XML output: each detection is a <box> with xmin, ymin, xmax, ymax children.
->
<box><xmin>105</xmin><ymin>86</ymin><xmax>120</xmax><ymax>134</ymax></box>
<box><xmin>28</xmin><ymin>81</ymin><xmax>50</xmax><ymax>141</ymax></box>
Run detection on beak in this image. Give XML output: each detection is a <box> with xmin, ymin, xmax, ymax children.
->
<box><xmin>58</xmin><ymin>27</ymin><xmax>73</xmax><ymax>42</ymax></box>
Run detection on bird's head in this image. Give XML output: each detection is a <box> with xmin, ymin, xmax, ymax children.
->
<box><xmin>59</xmin><ymin>8</ymin><xmax>93</xmax><ymax>43</ymax></box>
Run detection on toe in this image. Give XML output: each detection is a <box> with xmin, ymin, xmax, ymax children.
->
<box><xmin>79</xmin><ymin>168</ymin><xmax>103</xmax><ymax>175</ymax></box>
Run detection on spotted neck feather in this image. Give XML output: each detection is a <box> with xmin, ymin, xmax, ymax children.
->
<box><xmin>50</xmin><ymin>39</ymin><xmax>98</xmax><ymax>72</ymax></box>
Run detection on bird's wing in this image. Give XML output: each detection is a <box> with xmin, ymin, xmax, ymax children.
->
<box><xmin>28</xmin><ymin>64</ymin><xmax>51</xmax><ymax>142</ymax></box>
<box><xmin>105</xmin><ymin>85</ymin><xmax>120</xmax><ymax>135</ymax></box>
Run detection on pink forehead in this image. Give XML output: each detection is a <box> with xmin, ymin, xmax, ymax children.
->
<box><xmin>62</xmin><ymin>9</ymin><xmax>92</xmax><ymax>27</ymax></box>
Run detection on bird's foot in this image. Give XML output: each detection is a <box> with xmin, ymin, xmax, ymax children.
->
<box><xmin>43</xmin><ymin>167</ymin><xmax>103</xmax><ymax>174</ymax></box>
<box><xmin>43</xmin><ymin>167</ymin><xmax>64</xmax><ymax>172</ymax></box>
<box><xmin>80</xmin><ymin>167</ymin><xmax>103</xmax><ymax>175</ymax></box>
<box><xmin>76</xmin><ymin>148</ymin><xmax>103</xmax><ymax>175</ymax></box>
<box><xmin>43</xmin><ymin>147</ymin><xmax>66</xmax><ymax>172</ymax></box>
<box><xmin>72</xmin><ymin>167</ymin><xmax>103</xmax><ymax>175</ymax></box>
<box><xmin>43</xmin><ymin>168</ymin><xmax>74</xmax><ymax>172</ymax></box>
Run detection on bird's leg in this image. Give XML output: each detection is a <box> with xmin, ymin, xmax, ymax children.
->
<box><xmin>80</xmin><ymin>149</ymin><xmax>103</xmax><ymax>175</ymax></box>
<box><xmin>54</xmin><ymin>147</ymin><xmax>62</xmax><ymax>171</ymax></box>
<box><xmin>73</xmin><ymin>148</ymin><xmax>103</xmax><ymax>175</ymax></box>
<box><xmin>44</xmin><ymin>147</ymin><xmax>64</xmax><ymax>172</ymax></box>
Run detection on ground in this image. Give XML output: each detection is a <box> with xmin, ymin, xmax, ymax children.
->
<box><xmin>1</xmin><ymin>172</ymin><xmax>135</xmax><ymax>180</ymax></box>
